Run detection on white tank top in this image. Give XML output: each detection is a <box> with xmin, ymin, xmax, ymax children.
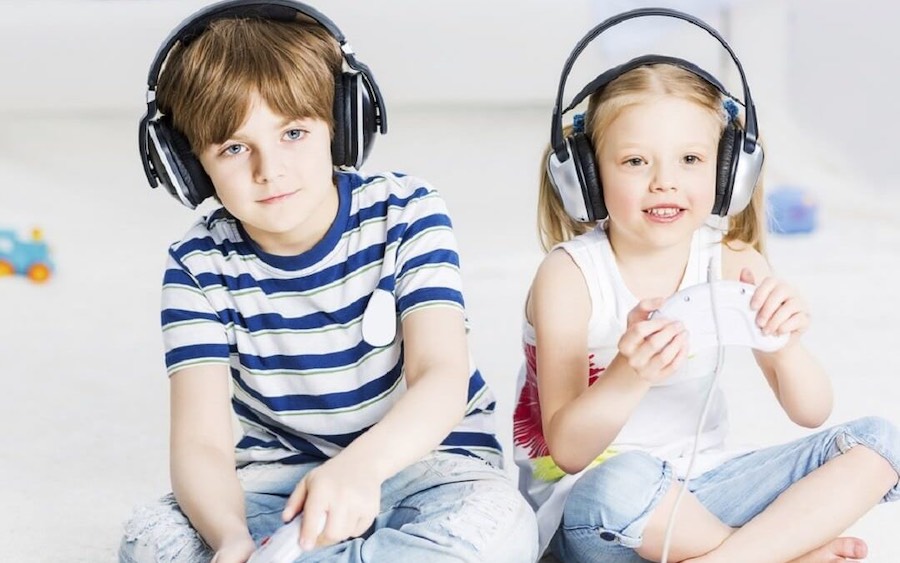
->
<box><xmin>513</xmin><ymin>223</ymin><xmax>746</xmax><ymax>553</ymax></box>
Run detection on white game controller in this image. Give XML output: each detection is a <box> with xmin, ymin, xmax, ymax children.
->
<box><xmin>247</xmin><ymin>517</ymin><xmax>304</xmax><ymax>563</ymax></box>
<box><xmin>651</xmin><ymin>281</ymin><xmax>789</xmax><ymax>355</ymax></box>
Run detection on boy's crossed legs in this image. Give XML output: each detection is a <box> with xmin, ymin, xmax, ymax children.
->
<box><xmin>120</xmin><ymin>452</ymin><xmax>538</xmax><ymax>563</ymax></box>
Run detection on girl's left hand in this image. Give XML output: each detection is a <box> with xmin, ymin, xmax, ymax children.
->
<box><xmin>741</xmin><ymin>268</ymin><xmax>809</xmax><ymax>344</ymax></box>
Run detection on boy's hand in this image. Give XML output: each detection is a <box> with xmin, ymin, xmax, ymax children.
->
<box><xmin>282</xmin><ymin>455</ymin><xmax>381</xmax><ymax>551</ymax></box>
<box><xmin>741</xmin><ymin>268</ymin><xmax>809</xmax><ymax>345</ymax></box>
<box><xmin>211</xmin><ymin>535</ymin><xmax>256</xmax><ymax>563</ymax></box>
<box><xmin>618</xmin><ymin>297</ymin><xmax>688</xmax><ymax>384</ymax></box>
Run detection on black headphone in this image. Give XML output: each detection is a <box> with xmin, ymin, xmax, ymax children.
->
<box><xmin>547</xmin><ymin>7</ymin><xmax>764</xmax><ymax>222</ymax></box>
<box><xmin>138</xmin><ymin>0</ymin><xmax>388</xmax><ymax>209</ymax></box>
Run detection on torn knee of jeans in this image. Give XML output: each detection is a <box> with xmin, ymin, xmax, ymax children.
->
<box><xmin>121</xmin><ymin>497</ymin><xmax>212</xmax><ymax>562</ymax></box>
<box><xmin>434</xmin><ymin>483</ymin><xmax>524</xmax><ymax>555</ymax></box>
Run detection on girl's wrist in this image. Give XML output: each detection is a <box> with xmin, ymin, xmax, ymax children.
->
<box><xmin>609</xmin><ymin>354</ymin><xmax>654</xmax><ymax>390</ymax></box>
<box><xmin>763</xmin><ymin>334</ymin><xmax>804</xmax><ymax>359</ymax></box>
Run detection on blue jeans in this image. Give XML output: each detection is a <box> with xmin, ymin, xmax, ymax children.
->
<box><xmin>119</xmin><ymin>452</ymin><xmax>539</xmax><ymax>563</ymax></box>
<box><xmin>550</xmin><ymin>416</ymin><xmax>900</xmax><ymax>563</ymax></box>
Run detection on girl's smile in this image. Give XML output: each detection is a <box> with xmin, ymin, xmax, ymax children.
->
<box><xmin>644</xmin><ymin>205</ymin><xmax>686</xmax><ymax>222</ymax></box>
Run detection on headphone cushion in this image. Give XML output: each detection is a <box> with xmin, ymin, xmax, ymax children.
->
<box><xmin>332</xmin><ymin>72</ymin><xmax>360</xmax><ymax>168</ymax></box>
<box><xmin>714</xmin><ymin>122</ymin><xmax>742</xmax><ymax>216</ymax></box>
<box><xmin>157</xmin><ymin>117</ymin><xmax>214</xmax><ymax>206</ymax></box>
<box><xmin>331</xmin><ymin>73</ymin><xmax>349</xmax><ymax>167</ymax></box>
<box><xmin>570</xmin><ymin>132</ymin><xmax>607</xmax><ymax>221</ymax></box>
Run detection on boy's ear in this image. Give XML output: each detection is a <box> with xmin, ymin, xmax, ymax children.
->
<box><xmin>148</xmin><ymin>116</ymin><xmax>216</xmax><ymax>209</ymax></box>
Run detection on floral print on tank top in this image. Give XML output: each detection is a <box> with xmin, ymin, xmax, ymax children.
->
<box><xmin>513</xmin><ymin>343</ymin><xmax>618</xmax><ymax>481</ymax></box>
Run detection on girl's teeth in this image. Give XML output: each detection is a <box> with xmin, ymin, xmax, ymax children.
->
<box><xmin>648</xmin><ymin>208</ymin><xmax>679</xmax><ymax>217</ymax></box>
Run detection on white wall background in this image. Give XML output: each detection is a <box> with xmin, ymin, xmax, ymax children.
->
<box><xmin>3</xmin><ymin>0</ymin><xmax>894</xmax><ymax>193</ymax></box>
<box><xmin>787</xmin><ymin>0</ymin><xmax>900</xmax><ymax>192</ymax></box>
<box><xmin>1</xmin><ymin>1</ymin><xmax>898</xmax><ymax>561</ymax></box>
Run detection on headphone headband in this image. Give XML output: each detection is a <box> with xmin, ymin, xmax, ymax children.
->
<box><xmin>550</xmin><ymin>7</ymin><xmax>759</xmax><ymax>161</ymax></box>
<box><xmin>146</xmin><ymin>0</ymin><xmax>344</xmax><ymax>90</ymax></box>
<box><xmin>564</xmin><ymin>54</ymin><xmax>737</xmax><ymax>115</ymax></box>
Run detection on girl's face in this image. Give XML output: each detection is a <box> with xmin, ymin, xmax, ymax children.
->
<box><xmin>597</xmin><ymin>95</ymin><xmax>720</xmax><ymax>254</ymax></box>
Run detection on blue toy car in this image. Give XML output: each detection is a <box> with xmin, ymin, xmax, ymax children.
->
<box><xmin>0</xmin><ymin>228</ymin><xmax>54</xmax><ymax>283</ymax></box>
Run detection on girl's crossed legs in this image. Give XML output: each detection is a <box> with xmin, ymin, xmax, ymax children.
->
<box><xmin>551</xmin><ymin>416</ymin><xmax>900</xmax><ymax>563</ymax></box>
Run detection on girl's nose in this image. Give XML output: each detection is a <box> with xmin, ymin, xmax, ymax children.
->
<box><xmin>649</xmin><ymin>163</ymin><xmax>677</xmax><ymax>192</ymax></box>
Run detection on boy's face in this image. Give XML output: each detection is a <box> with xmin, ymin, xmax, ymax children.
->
<box><xmin>197</xmin><ymin>93</ymin><xmax>336</xmax><ymax>256</ymax></box>
<box><xmin>597</xmin><ymin>95</ymin><xmax>719</xmax><ymax>253</ymax></box>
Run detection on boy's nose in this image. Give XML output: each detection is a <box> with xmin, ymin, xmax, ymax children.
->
<box><xmin>253</xmin><ymin>151</ymin><xmax>285</xmax><ymax>184</ymax></box>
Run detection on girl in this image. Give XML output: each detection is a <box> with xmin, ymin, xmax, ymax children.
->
<box><xmin>513</xmin><ymin>60</ymin><xmax>900</xmax><ymax>562</ymax></box>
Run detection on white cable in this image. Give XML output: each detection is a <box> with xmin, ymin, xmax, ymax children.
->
<box><xmin>659</xmin><ymin>257</ymin><xmax>726</xmax><ymax>563</ymax></box>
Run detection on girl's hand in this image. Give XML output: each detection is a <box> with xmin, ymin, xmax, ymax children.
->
<box><xmin>282</xmin><ymin>455</ymin><xmax>381</xmax><ymax>551</ymax></box>
<box><xmin>618</xmin><ymin>297</ymin><xmax>688</xmax><ymax>384</ymax></box>
<box><xmin>211</xmin><ymin>535</ymin><xmax>256</xmax><ymax>563</ymax></box>
<box><xmin>741</xmin><ymin>268</ymin><xmax>809</xmax><ymax>345</ymax></box>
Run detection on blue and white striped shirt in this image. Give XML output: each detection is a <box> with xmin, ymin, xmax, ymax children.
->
<box><xmin>161</xmin><ymin>171</ymin><xmax>501</xmax><ymax>466</ymax></box>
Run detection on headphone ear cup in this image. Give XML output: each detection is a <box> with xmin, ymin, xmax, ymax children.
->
<box><xmin>569</xmin><ymin>132</ymin><xmax>607</xmax><ymax>221</ymax></box>
<box><xmin>152</xmin><ymin>117</ymin><xmax>215</xmax><ymax>208</ymax></box>
<box><xmin>332</xmin><ymin>72</ymin><xmax>378</xmax><ymax>169</ymax></box>
<box><xmin>714</xmin><ymin>122</ymin><xmax>741</xmax><ymax>216</ymax></box>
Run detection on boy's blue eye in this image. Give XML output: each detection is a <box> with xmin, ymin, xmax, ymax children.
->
<box><xmin>224</xmin><ymin>144</ymin><xmax>244</xmax><ymax>156</ymax></box>
<box><xmin>285</xmin><ymin>129</ymin><xmax>305</xmax><ymax>141</ymax></box>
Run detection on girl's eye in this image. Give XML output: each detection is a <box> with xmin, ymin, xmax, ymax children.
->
<box><xmin>285</xmin><ymin>129</ymin><xmax>305</xmax><ymax>141</ymax></box>
<box><xmin>625</xmin><ymin>157</ymin><xmax>644</xmax><ymax>167</ymax></box>
<box><xmin>683</xmin><ymin>154</ymin><xmax>700</xmax><ymax>164</ymax></box>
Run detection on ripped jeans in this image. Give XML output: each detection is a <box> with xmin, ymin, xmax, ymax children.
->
<box><xmin>119</xmin><ymin>451</ymin><xmax>539</xmax><ymax>563</ymax></box>
<box><xmin>550</xmin><ymin>416</ymin><xmax>900</xmax><ymax>563</ymax></box>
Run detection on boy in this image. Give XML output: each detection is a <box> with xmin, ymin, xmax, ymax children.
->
<box><xmin>121</xmin><ymin>2</ymin><xmax>538</xmax><ymax>562</ymax></box>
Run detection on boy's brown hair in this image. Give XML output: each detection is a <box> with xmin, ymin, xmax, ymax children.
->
<box><xmin>156</xmin><ymin>16</ymin><xmax>343</xmax><ymax>153</ymax></box>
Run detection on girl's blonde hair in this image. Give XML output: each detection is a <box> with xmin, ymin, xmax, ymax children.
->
<box><xmin>156</xmin><ymin>17</ymin><xmax>343</xmax><ymax>153</ymax></box>
<box><xmin>537</xmin><ymin>63</ymin><xmax>765</xmax><ymax>254</ymax></box>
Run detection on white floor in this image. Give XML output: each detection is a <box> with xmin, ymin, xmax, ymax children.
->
<box><xmin>1</xmin><ymin>107</ymin><xmax>897</xmax><ymax>562</ymax></box>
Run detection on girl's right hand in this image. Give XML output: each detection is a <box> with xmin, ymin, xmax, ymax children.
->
<box><xmin>617</xmin><ymin>297</ymin><xmax>688</xmax><ymax>384</ymax></box>
<box><xmin>211</xmin><ymin>535</ymin><xmax>256</xmax><ymax>563</ymax></box>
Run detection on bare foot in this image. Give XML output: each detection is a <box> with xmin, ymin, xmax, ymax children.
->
<box><xmin>789</xmin><ymin>537</ymin><xmax>868</xmax><ymax>562</ymax></box>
